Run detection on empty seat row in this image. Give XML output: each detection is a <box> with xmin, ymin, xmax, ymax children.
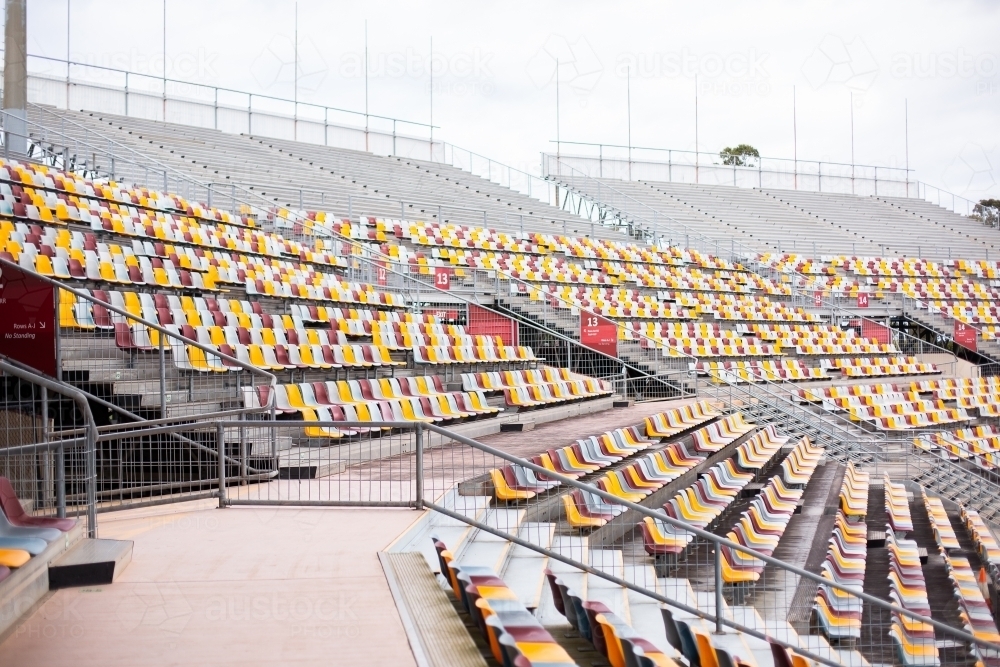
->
<box><xmin>641</xmin><ymin>427</ymin><xmax>789</xmax><ymax>557</ymax></box>
<box><xmin>885</xmin><ymin>477</ymin><xmax>914</xmax><ymax>535</ymax></box>
<box><xmin>886</xmin><ymin>526</ymin><xmax>940</xmax><ymax>667</ymax></box>
<box><xmin>543</xmin><ymin>568</ymin><xmax>678</xmax><ymax>667</ymax></box>
<box><xmin>561</xmin><ymin>441</ymin><xmax>704</xmax><ymax>529</ymax></box>
<box><xmin>0</xmin><ymin>476</ymin><xmax>77</xmax><ymax>583</ymax></box>
<box><xmin>432</xmin><ymin>538</ymin><xmax>579</xmax><ymax>667</ymax></box>
<box><xmin>922</xmin><ymin>491</ymin><xmax>959</xmax><ymax>551</ymax></box>
<box><xmin>721</xmin><ymin>438</ymin><xmax>823</xmax><ymax>584</ymax></box>
<box><xmin>812</xmin><ymin>509</ymin><xmax>867</xmax><ymax>641</ymax></box>
<box><xmin>940</xmin><ymin>553</ymin><xmax>1000</xmax><ymax>667</ymax></box>
<box><xmin>643</xmin><ymin>401</ymin><xmax>721</xmax><ymax>439</ymax></box>
<box><xmin>693</xmin><ymin>360</ymin><xmax>827</xmax><ymax>384</ymax></box>
<box><xmin>491</xmin><ymin>425</ymin><xmax>655</xmax><ymax>502</ymax></box>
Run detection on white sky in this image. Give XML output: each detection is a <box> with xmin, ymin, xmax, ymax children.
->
<box><xmin>18</xmin><ymin>0</ymin><xmax>1000</xmax><ymax>201</ymax></box>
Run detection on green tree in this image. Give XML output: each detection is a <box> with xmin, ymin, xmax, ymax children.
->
<box><xmin>972</xmin><ymin>199</ymin><xmax>1000</xmax><ymax>227</ymax></box>
<box><xmin>719</xmin><ymin>144</ymin><xmax>760</xmax><ymax>168</ymax></box>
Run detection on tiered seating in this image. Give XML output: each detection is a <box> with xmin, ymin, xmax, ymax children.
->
<box><xmin>820</xmin><ymin>356</ymin><xmax>938</xmax><ymax>378</ymax></box>
<box><xmin>922</xmin><ymin>490</ymin><xmax>1000</xmax><ymax>667</ymax></box>
<box><xmin>371</xmin><ymin>320</ymin><xmax>537</xmax><ymax>364</ymax></box>
<box><xmin>643</xmin><ymin>401</ymin><xmax>721</xmax><ymax>438</ymax></box>
<box><xmin>562</xmin><ymin>413</ymin><xmax>756</xmax><ymax>528</ymax></box>
<box><xmin>885</xmin><ymin>477</ymin><xmax>914</xmax><ymax>533</ymax></box>
<box><xmin>245</xmin><ymin>376</ymin><xmax>500</xmax><ymax>438</ymax></box>
<box><xmin>543</xmin><ymin>569</ymin><xmax>678</xmax><ymax>667</ymax></box>
<box><xmin>291</xmin><ymin>305</ymin><xmax>439</xmax><ymax>335</ymax></box>
<box><xmin>462</xmin><ymin>368</ymin><xmax>613</xmax><ymax>408</ymax></box>
<box><xmin>693</xmin><ymin>359</ymin><xmax>827</xmax><ymax>383</ymax></box>
<box><xmin>796</xmin><ymin>383</ymin><xmax>898</xmax><ymax>404</ymax></box>
<box><xmin>921</xmin><ymin>491</ymin><xmax>960</xmax><ymax>551</ymax></box>
<box><xmin>527</xmin><ymin>284</ymin><xmax>691</xmax><ymax>319</ymax></box>
<box><xmin>822</xmin><ymin>393</ymin><xmax>971</xmax><ymax>430</ymax></box>
<box><xmin>432</xmin><ymin>538</ymin><xmax>579</xmax><ymax>667</ymax></box>
<box><xmin>696</xmin><ymin>293</ymin><xmax>821</xmax><ymax>323</ymax></box>
<box><xmin>886</xmin><ymin>526</ymin><xmax>940</xmax><ymax>667</ymax></box>
<box><xmin>624</xmin><ymin>322</ymin><xmax>781</xmax><ymax>357</ymax></box>
<box><xmin>914</xmin><ymin>429</ymin><xmax>1000</xmax><ymax>463</ymax></box>
<box><xmin>491</xmin><ymin>424</ymin><xmax>656</xmax><ymax>502</ymax></box>
<box><xmin>839</xmin><ymin>463</ymin><xmax>870</xmax><ymax>519</ymax></box>
<box><xmin>560</xmin><ymin>440</ymin><xmax>704</xmax><ymax>528</ymax></box>
<box><xmin>641</xmin><ymin>426</ymin><xmax>788</xmax><ymax>557</ymax></box>
<box><xmin>804</xmin><ymin>385</ymin><xmax>972</xmax><ymax>431</ymax></box>
<box><xmin>751</xmin><ymin>324</ymin><xmax>898</xmax><ymax>356</ymax></box>
<box><xmin>812</xmin><ymin>465</ymin><xmax>870</xmax><ymax>641</ymax></box>
<box><xmin>962</xmin><ymin>508</ymin><xmax>1000</xmax><ymax>574</ymax></box>
<box><xmin>940</xmin><ymin>553</ymin><xmax>1000</xmax><ymax>667</ymax></box>
<box><xmin>909</xmin><ymin>378</ymin><xmax>1000</xmax><ymax>419</ymax></box>
<box><xmin>0</xmin><ymin>477</ymin><xmax>77</xmax><ymax>583</ymax></box>
<box><xmin>721</xmin><ymin>438</ymin><xmax>824</xmax><ymax>583</ymax></box>
<box><xmin>394</xmin><ymin>219</ymin><xmax>547</xmax><ymax>254</ymax></box>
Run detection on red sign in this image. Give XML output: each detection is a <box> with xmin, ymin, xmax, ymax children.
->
<box><xmin>580</xmin><ymin>311</ymin><xmax>618</xmax><ymax>357</ymax></box>
<box><xmin>0</xmin><ymin>262</ymin><xmax>57</xmax><ymax>377</ymax></box>
<box><xmin>376</xmin><ymin>262</ymin><xmax>388</xmax><ymax>286</ymax></box>
<box><xmin>813</xmin><ymin>291</ymin><xmax>823</xmax><ymax>307</ymax></box>
<box><xmin>861</xmin><ymin>319</ymin><xmax>891</xmax><ymax>345</ymax></box>
<box><xmin>467</xmin><ymin>304</ymin><xmax>517</xmax><ymax>346</ymax></box>
<box><xmin>434</xmin><ymin>267</ymin><xmax>451</xmax><ymax>291</ymax></box>
<box><xmin>955</xmin><ymin>321</ymin><xmax>978</xmax><ymax>351</ymax></box>
<box><xmin>856</xmin><ymin>293</ymin><xmax>869</xmax><ymax>308</ymax></box>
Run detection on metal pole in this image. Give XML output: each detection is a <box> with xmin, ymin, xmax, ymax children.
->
<box><xmin>627</xmin><ymin>66</ymin><xmax>632</xmax><ymax>181</ymax></box>
<box><xmin>162</xmin><ymin>0</ymin><xmax>167</xmax><ymax>121</ymax></box>
<box><xmin>293</xmin><ymin>1</ymin><xmax>298</xmax><ymax>141</ymax></box>
<box><xmin>414</xmin><ymin>423</ymin><xmax>424</xmax><ymax>510</ymax></box>
<box><xmin>793</xmin><ymin>85</ymin><xmax>797</xmax><ymax>190</ymax></box>
<box><xmin>54</xmin><ymin>287</ymin><xmax>62</xmax><ymax>381</ymax></box>
<box><xmin>714</xmin><ymin>547</ymin><xmax>724</xmax><ymax>633</ymax></box>
<box><xmin>217</xmin><ymin>421</ymin><xmax>226</xmax><ymax>508</ymax></box>
<box><xmin>159</xmin><ymin>332</ymin><xmax>166</xmax><ymax>413</ymax></box>
<box><xmin>364</xmin><ymin>20</ymin><xmax>369</xmax><ymax>152</ymax></box>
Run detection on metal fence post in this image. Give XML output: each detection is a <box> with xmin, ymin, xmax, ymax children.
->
<box><xmin>217</xmin><ymin>421</ymin><xmax>227</xmax><ymax>508</ymax></box>
<box><xmin>714</xmin><ymin>547</ymin><xmax>724</xmax><ymax>633</ymax></box>
<box><xmin>415</xmin><ymin>423</ymin><xmax>424</xmax><ymax>510</ymax></box>
<box><xmin>159</xmin><ymin>330</ymin><xmax>167</xmax><ymax>414</ymax></box>
<box><xmin>56</xmin><ymin>442</ymin><xmax>66</xmax><ymax>519</ymax></box>
<box><xmin>86</xmin><ymin>420</ymin><xmax>97</xmax><ymax>537</ymax></box>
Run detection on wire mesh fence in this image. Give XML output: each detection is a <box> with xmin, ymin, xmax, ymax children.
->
<box><xmin>418</xmin><ymin>409</ymin><xmax>1000</xmax><ymax>667</ymax></box>
<box><xmin>0</xmin><ymin>358</ymin><xmax>96</xmax><ymax>536</ymax></box>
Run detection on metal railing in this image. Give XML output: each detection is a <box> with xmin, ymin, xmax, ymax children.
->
<box><xmin>547</xmin><ymin>140</ymin><xmax>985</xmax><ymax>219</ymax></box>
<box><xmin>549</xmin><ymin>140</ymin><xmax>913</xmax><ymax>197</ymax></box>
<box><xmin>14</xmin><ymin>52</ymin><xmax>438</xmax><ymax>157</ymax></box>
<box><xmin>0</xmin><ymin>357</ymin><xmax>97</xmax><ymax>536</ymax></box>
<box><xmin>341</xmin><ymin>250</ymin><xmax>694</xmax><ymax>400</ymax></box>
<box><xmin>190</xmin><ymin>414</ymin><xmax>1000</xmax><ymax>667</ymax></box>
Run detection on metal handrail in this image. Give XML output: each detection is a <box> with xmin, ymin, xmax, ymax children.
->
<box><xmin>350</xmin><ymin>252</ymin><xmax>695</xmax><ymax>396</ymax></box>
<box><xmin>410</xmin><ymin>420</ymin><xmax>1000</xmax><ymax>659</ymax></box>
<box><xmin>0</xmin><ymin>256</ymin><xmax>277</xmax><ymax>417</ymax></box>
<box><xmin>0</xmin><ymin>357</ymin><xmax>97</xmax><ymax>536</ymax></box>
<box><xmin>17</xmin><ymin>51</ymin><xmax>436</xmax><ymax>131</ymax></box>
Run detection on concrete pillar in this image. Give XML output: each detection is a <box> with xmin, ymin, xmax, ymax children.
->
<box><xmin>3</xmin><ymin>0</ymin><xmax>27</xmax><ymax>155</ymax></box>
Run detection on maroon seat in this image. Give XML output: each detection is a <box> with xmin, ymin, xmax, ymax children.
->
<box><xmin>114</xmin><ymin>323</ymin><xmax>138</xmax><ymax>350</ymax></box>
<box><xmin>0</xmin><ymin>477</ymin><xmax>77</xmax><ymax>531</ymax></box>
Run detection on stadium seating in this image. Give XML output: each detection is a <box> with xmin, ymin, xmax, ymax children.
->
<box><xmin>543</xmin><ymin>568</ymin><xmax>679</xmax><ymax>666</ymax></box>
<box><xmin>432</xmin><ymin>537</ymin><xmax>579</xmax><ymax>666</ymax></box>
<box><xmin>812</xmin><ymin>467</ymin><xmax>869</xmax><ymax>641</ymax></box>
<box><xmin>886</xmin><ymin>525</ymin><xmax>940</xmax><ymax>666</ymax></box>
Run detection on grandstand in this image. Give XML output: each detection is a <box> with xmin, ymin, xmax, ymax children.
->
<box><xmin>3</xmin><ymin>25</ymin><xmax>1000</xmax><ymax>667</ymax></box>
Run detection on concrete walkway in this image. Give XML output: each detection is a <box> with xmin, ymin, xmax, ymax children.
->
<box><xmin>0</xmin><ymin>500</ymin><xmax>423</xmax><ymax>666</ymax></box>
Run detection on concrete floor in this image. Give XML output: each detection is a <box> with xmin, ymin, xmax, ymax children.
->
<box><xmin>0</xmin><ymin>500</ymin><xmax>423</xmax><ymax>666</ymax></box>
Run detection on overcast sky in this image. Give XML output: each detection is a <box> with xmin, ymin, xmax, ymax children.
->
<box><xmin>18</xmin><ymin>0</ymin><xmax>1000</xmax><ymax>201</ymax></box>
